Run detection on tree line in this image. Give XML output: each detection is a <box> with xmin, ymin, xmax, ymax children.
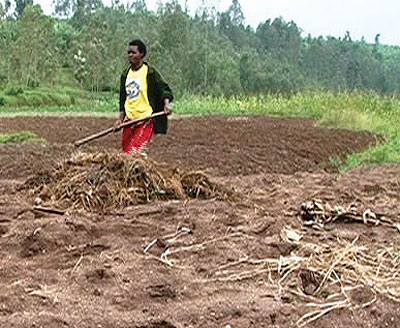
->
<box><xmin>1</xmin><ymin>0</ymin><xmax>400</xmax><ymax>96</ymax></box>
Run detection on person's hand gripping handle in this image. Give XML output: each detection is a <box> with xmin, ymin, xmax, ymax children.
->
<box><xmin>164</xmin><ymin>98</ymin><xmax>173</xmax><ymax>116</ymax></box>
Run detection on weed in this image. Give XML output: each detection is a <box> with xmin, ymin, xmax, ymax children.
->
<box><xmin>5</xmin><ymin>86</ymin><xmax>24</xmax><ymax>96</ymax></box>
<box><xmin>0</xmin><ymin>131</ymin><xmax>45</xmax><ymax>144</ymax></box>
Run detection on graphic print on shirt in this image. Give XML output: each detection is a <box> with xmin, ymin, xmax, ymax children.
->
<box><xmin>124</xmin><ymin>65</ymin><xmax>152</xmax><ymax>121</ymax></box>
<box><xmin>126</xmin><ymin>79</ymin><xmax>140</xmax><ymax>99</ymax></box>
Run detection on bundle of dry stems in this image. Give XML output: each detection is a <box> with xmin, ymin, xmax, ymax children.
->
<box><xmin>25</xmin><ymin>152</ymin><xmax>232</xmax><ymax>211</ymax></box>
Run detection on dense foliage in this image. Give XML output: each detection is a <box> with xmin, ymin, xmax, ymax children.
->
<box><xmin>1</xmin><ymin>0</ymin><xmax>400</xmax><ymax>96</ymax></box>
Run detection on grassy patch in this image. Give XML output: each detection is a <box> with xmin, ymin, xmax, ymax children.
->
<box><xmin>0</xmin><ymin>131</ymin><xmax>45</xmax><ymax>144</ymax></box>
<box><xmin>0</xmin><ymin>87</ymin><xmax>117</xmax><ymax>111</ymax></box>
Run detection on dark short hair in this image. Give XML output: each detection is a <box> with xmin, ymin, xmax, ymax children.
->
<box><xmin>128</xmin><ymin>39</ymin><xmax>147</xmax><ymax>56</ymax></box>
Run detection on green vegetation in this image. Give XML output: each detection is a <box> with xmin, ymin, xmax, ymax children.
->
<box><xmin>0</xmin><ymin>87</ymin><xmax>115</xmax><ymax>114</ymax></box>
<box><xmin>1</xmin><ymin>1</ymin><xmax>400</xmax><ymax>96</ymax></box>
<box><xmin>0</xmin><ymin>131</ymin><xmax>45</xmax><ymax>144</ymax></box>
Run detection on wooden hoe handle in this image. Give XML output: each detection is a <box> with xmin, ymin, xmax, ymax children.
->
<box><xmin>74</xmin><ymin>111</ymin><xmax>165</xmax><ymax>147</ymax></box>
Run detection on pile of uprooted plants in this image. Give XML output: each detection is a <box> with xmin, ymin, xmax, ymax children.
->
<box><xmin>24</xmin><ymin>152</ymin><xmax>233</xmax><ymax>212</ymax></box>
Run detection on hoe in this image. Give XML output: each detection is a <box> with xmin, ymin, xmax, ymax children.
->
<box><xmin>74</xmin><ymin>111</ymin><xmax>165</xmax><ymax>147</ymax></box>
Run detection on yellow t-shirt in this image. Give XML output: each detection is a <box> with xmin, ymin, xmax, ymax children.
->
<box><xmin>124</xmin><ymin>65</ymin><xmax>153</xmax><ymax>121</ymax></box>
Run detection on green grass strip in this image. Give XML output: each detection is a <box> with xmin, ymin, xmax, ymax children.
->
<box><xmin>0</xmin><ymin>131</ymin><xmax>45</xmax><ymax>144</ymax></box>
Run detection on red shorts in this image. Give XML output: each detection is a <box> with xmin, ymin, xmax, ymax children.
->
<box><xmin>122</xmin><ymin>119</ymin><xmax>154</xmax><ymax>154</ymax></box>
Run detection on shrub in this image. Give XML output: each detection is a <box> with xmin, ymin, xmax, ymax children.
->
<box><xmin>69</xmin><ymin>95</ymin><xmax>76</xmax><ymax>105</ymax></box>
<box><xmin>5</xmin><ymin>86</ymin><xmax>24</xmax><ymax>96</ymax></box>
<box><xmin>27</xmin><ymin>78</ymin><xmax>40</xmax><ymax>88</ymax></box>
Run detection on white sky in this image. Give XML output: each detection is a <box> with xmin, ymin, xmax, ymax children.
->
<box><xmin>36</xmin><ymin>0</ymin><xmax>400</xmax><ymax>46</ymax></box>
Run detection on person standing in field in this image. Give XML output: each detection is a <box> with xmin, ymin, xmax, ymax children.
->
<box><xmin>116</xmin><ymin>38</ymin><xmax>173</xmax><ymax>155</ymax></box>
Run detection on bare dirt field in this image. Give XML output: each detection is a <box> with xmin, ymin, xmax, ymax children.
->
<box><xmin>0</xmin><ymin>116</ymin><xmax>399</xmax><ymax>328</ymax></box>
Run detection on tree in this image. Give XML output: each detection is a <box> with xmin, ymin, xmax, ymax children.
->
<box><xmin>256</xmin><ymin>18</ymin><xmax>302</xmax><ymax>64</ymax></box>
<box><xmin>218</xmin><ymin>0</ymin><xmax>246</xmax><ymax>47</ymax></box>
<box><xmin>54</xmin><ymin>0</ymin><xmax>103</xmax><ymax>25</ymax></box>
<box><xmin>227</xmin><ymin>0</ymin><xmax>244</xmax><ymax>26</ymax></box>
<box><xmin>13</xmin><ymin>0</ymin><xmax>33</xmax><ymax>18</ymax></box>
<box><xmin>193</xmin><ymin>0</ymin><xmax>219</xmax><ymax>90</ymax></box>
<box><xmin>156</xmin><ymin>1</ymin><xmax>190</xmax><ymax>92</ymax></box>
<box><xmin>11</xmin><ymin>5</ymin><xmax>56</xmax><ymax>86</ymax></box>
<box><xmin>0</xmin><ymin>0</ymin><xmax>12</xmax><ymax>19</ymax></box>
<box><xmin>71</xmin><ymin>8</ymin><xmax>112</xmax><ymax>91</ymax></box>
<box><xmin>1</xmin><ymin>0</ymin><xmax>399</xmax><ymax>95</ymax></box>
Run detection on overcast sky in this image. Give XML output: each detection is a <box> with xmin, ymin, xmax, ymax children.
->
<box><xmin>37</xmin><ymin>0</ymin><xmax>400</xmax><ymax>46</ymax></box>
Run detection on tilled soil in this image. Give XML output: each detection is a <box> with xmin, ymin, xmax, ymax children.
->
<box><xmin>0</xmin><ymin>116</ymin><xmax>378</xmax><ymax>178</ymax></box>
<box><xmin>0</xmin><ymin>115</ymin><xmax>399</xmax><ymax>328</ymax></box>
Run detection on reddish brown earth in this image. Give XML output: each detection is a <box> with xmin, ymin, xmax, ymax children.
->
<box><xmin>0</xmin><ymin>116</ymin><xmax>399</xmax><ymax>328</ymax></box>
